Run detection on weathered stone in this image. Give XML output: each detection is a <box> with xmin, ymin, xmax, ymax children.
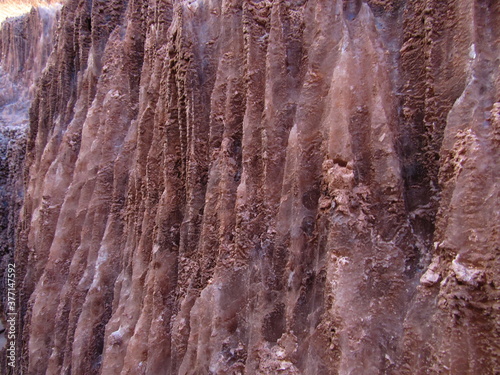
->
<box><xmin>0</xmin><ymin>0</ymin><xmax>498</xmax><ymax>374</ymax></box>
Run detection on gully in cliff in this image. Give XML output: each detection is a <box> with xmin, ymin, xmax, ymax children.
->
<box><xmin>1</xmin><ymin>0</ymin><xmax>499</xmax><ymax>374</ymax></box>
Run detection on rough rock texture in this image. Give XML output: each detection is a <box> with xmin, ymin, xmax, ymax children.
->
<box><xmin>1</xmin><ymin>0</ymin><xmax>499</xmax><ymax>374</ymax></box>
<box><xmin>0</xmin><ymin>6</ymin><xmax>60</xmax><ymax>368</ymax></box>
<box><xmin>0</xmin><ymin>5</ymin><xmax>60</xmax><ymax>258</ymax></box>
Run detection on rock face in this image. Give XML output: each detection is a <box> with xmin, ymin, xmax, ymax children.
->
<box><xmin>0</xmin><ymin>7</ymin><xmax>60</xmax><ymax>370</ymax></box>
<box><xmin>1</xmin><ymin>0</ymin><xmax>499</xmax><ymax>374</ymax></box>
<box><xmin>0</xmin><ymin>4</ymin><xmax>59</xmax><ymax>256</ymax></box>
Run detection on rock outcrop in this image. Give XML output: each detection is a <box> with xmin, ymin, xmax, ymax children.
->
<box><xmin>1</xmin><ymin>0</ymin><xmax>499</xmax><ymax>374</ymax></box>
<box><xmin>0</xmin><ymin>6</ymin><xmax>60</xmax><ymax>370</ymax></box>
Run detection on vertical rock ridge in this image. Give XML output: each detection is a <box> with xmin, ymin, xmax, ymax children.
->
<box><xmin>0</xmin><ymin>5</ymin><xmax>61</xmax><ymax>372</ymax></box>
<box><xmin>0</xmin><ymin>0</ymin><xmax>498</xmax><ymax>374</ymax></box>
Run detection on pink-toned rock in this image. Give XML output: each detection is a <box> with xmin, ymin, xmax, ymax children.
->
<box><xmin>0</xmin><ymin>0</ymin><xmax>498</xmax><ymax>374</ymax></box>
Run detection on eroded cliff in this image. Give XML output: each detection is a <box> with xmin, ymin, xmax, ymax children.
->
<box><xmin>1</xmin><ymin>0</ymin><xmax>499</xmax><ymax>374</ymax></box>
<box><xmin>0</xmin><ymin>6</ymin><xmax>60</xmax><ymax>369</ymax></box>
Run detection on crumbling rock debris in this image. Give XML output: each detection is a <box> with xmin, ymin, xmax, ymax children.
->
<box><xmin>0</xmin><ymin>0</ymin><xmax>499</xmax><ymax>374</ymax></box>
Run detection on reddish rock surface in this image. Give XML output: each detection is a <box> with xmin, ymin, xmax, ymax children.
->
<box><xmin>0</xmin><ymin>0</ymin><xmax>498</xmax><ymax>374</ymax></box>
<box><xmin>0</xmin><ymin>7</ymin><xmax>60</xmax><ymax>371</ymax></box>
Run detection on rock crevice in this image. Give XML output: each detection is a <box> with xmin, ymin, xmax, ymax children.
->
<box><xmin>0</xmin><ymin>0</ymin><xmax>498</xmax><ymax>374</ymax></box>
